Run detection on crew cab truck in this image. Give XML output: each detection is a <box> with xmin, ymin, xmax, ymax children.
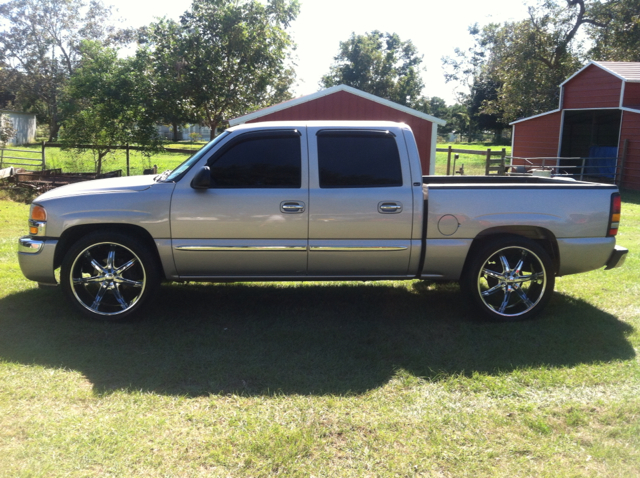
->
<box><xmin>18</xmin><ymin>121</ymin><xmax>628</xmax><ymax>322</ymax></box>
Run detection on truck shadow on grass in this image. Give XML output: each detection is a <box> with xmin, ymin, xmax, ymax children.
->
<box><xmin>0</xmin><ymin>280</ymin><xmax>635</xmax><ymax>397</ymax></box>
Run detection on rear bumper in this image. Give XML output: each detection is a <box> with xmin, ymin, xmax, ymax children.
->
<box><xmin>605</xmin><ymin>245</ymin><xmax>628</xmax><ymax>270</ymax></box>
<box><xmin>17</xmin><ymin>236</ymin><xmax>58</xmax><ymax>284</ymax></box>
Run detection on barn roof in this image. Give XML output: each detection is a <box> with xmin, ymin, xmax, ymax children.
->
<box><xmin>561</xmin><ymin>61</ymin><xmax>640</xmax><ymax>86</ymax></box>
<box><xmin>229</xmin><ymin>84</ymin><xmax>447</xmax><ymax>127</ymax></box>
<box><xmin>509</xmin><ymin>109</ymin><xmax>561</xmax><ymax>125</ymax></box>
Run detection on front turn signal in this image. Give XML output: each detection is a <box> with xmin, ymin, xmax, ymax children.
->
<box><xmin>31</xmin><ymin>204</ymin><xmax>47</xmax><ymax>221</ymax></box>
<box><xmin>29</xmin><ymin>204</ymin><xmax>47</xmax><ymax>236</ymax></box>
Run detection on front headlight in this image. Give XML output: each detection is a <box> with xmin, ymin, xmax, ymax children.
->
<box><xmin>29</xmin><ymin>204</ymin><xmax>47</xmax><ymax>236</ymax></box>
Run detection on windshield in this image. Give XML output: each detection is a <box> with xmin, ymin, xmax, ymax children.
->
<box><xmin>162</xmin><ymin>131</ymin><xmax>231</xmax><ymax>182</ymax></box>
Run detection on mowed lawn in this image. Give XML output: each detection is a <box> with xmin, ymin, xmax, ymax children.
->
<box><xmin>433</xmin><ymin>143</ymin><xmax>511</xmax><ymax>176</ymax></box>
<box><xmin>8</xmin><ymin>141</ymin><xmax>504</xmax><ymax>178</ymax></box>
<box><xmin>0</xmin><ymin>188</ymin><xmax>638</xmax><ymax>477</ymax></box>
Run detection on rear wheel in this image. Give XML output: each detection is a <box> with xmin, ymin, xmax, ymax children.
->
<box><xmin>462</xmin><ymin>236</ymin><xmax>555</xmax><ymax>321</ymax></box>
<box><xmin>60</xmin><ymin>232</ymin><xmax>160</xmax><ymax>321</ymax></box>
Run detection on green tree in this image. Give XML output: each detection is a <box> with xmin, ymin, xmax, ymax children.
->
<box><xmin>468</xmin><ymin>75</ymin><xmax>509</xmax><ymax>142</ymax></box>
<box><xmin>137</xmin><ymin>19</ymin><xmax>198</xmax><ymax>142</ymax></box>
<box><xmin>321</xmin><ymin>31</ymin><xmax>424</xmax><ymax>106</ymax></box>
<box><xmin>442</xmin><ymin>1</ymin><xmax>616</xmax><ymax>124</ymax></box>
<box><xmin>412</xmin><ymin>96</ymin><xmax>456</xmax><ymax>135</ymax></box>
<box><xmin>0</xmin><ymin>0</ymin><xmax>127</xmax><ymax>141</ymax></box>
<box><xmin>61</xmin><ymin>42</ymin><xmax>161</xmax><ymax>175</ymax></box>
<box><xmin>167</xmin><ymin>0</ymin><xmax>299</xmax><ymax>140</ymax></box>
<box><xmin>587</xmin><ymin>0</ymin><xmax>640</xmax><ymax>61</ymax></box>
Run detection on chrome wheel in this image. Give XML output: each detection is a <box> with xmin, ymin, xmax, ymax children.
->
<box><xmin>463</xmin><ymin>236</ymin><xmax>555</xmax><ymax>321</ymax></box>
<box><xmin>68</xmin><ymin>241</ymin><xmax>147</xmax><ymax>317</ymax></box>
<box><xmin>477</xmin><ymin>246</ymin><xmax>547</xmax><ymax>318</ymax></box>
<box><xmin>62</xmin><ymin>231</ymin><xmax>160</xmax><ymax>321</ymax></box>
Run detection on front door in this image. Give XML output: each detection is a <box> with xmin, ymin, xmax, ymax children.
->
<box><xmin>170</xmin><ymin>128</ymin><xmax>309</xmax><ymax>278</ymax></box>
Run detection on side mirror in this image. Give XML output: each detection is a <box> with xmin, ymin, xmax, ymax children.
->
<box><xmin>190</xmin><ymin>166</ymin><xmax>211</xmax><ymax>189</ymax></box>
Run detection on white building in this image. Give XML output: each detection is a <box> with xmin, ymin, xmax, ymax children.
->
<box><xmin>0</xmin><ymin>110</ymin><xmax>37</xmax><ymax>145</ymax></box>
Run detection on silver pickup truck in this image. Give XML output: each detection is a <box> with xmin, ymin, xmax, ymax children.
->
<box><xmin>18</xmin><ymin>121</ymin><xmax>628</xmax><ymax>322</ymax></box>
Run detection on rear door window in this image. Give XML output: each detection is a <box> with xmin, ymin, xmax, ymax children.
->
<box><xmin>317</xmin><ymin>131</ymin><xmax>403</xmax><ymax>188</ymax></box>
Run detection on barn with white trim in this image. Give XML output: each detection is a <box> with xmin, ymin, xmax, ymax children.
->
<box><xmin>230</xmin><ymin>85</ymin><xmax>446</xmax><ymax>175</ymax></box>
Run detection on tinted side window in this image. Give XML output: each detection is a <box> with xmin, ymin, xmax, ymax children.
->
<box><xmin>209</xmin><ymin>134</ymin><xmax>301</xmax><ymax>188</ymax></box>
<box><xmin>317</xmin><ymin>132</ymin><xmax>403</xmax><ymax>188</ymax></box>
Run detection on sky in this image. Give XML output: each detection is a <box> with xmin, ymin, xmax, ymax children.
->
<box><xmin>107</xmin><ymin>0</ymin><xmax>532</xmax><ymax>105</ymax></box>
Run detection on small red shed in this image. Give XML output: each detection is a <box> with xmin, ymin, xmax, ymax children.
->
<box><xmin>511</xmin><ymin>61</ymin><xmax>640</xmax><ymax>190</ymax></box>
<box><xmin>229</xmin><ymin>85</ymin><xmax>446</xmax><ymax>175</ymax></box>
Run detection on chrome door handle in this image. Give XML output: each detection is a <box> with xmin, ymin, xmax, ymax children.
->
<box><xmin>378</xmin><ymin>202</ymin><xmax>403</xmax><ymax>213</ymax></box>
<box><xmin>280</xmin><ymin>201</ymin><xmax>305</xmax><ymax>213</ymax></box>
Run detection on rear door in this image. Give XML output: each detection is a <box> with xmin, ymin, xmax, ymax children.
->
<box><xmin>170</xmin><ymin>128</ymin><xmax>309</xmax><ymax>278</ymax></box>
<box><xmin>307</xmin><ymin>127</ymin><xmax>414</xmax><ymax>277</ymax></box>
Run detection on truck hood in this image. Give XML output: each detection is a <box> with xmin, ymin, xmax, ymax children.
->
<box><xmin>35</xmin><ymin>175</ymin><xmax>158</xmax><ymax>201</ymax></box>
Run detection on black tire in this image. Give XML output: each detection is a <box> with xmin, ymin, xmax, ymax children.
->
<box><xmin>60</xmin><ymin>231</ymin><xmax>161</xmax><ymax>321</ymax></box>
<box><xmin>462</xmin><ymin>235</ymin><xmax>555</xmax><ymax>322</ymax></box>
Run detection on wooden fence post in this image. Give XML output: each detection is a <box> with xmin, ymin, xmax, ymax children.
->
<box><xmin>618</xmin><ymin>139</ymin><xmax>629</xmax><ymax>187</ymax></box>
<box><xmin>0</xmin><ymin>147</ymin><xmax>4</xmax><ymax>169</ymax></box>
<box><xmin>446</xmin><ymin>146</ymin><xmax>452</xmax><ymax>176</ymax></box>
<box><xmin>485</xmin><ymin>149</ymin><xmax>492</xmax><ymax>175</ymax></box>
<box><xmin>500</xmin><ymin>148</ymin><xmax>506</xmax><ymax>175</ymax></box>
<box><xmin>41</xmin><ymin>141</ymin><xmax>46</xmax><ymax>171</ymax></box>
<box><xmin>126</xmin><ymin>144</ymin><xmax>130</xmax><ymax>176</ymax></box>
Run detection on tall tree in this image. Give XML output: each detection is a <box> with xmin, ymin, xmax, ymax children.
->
<box><xmin>442</xmin><ymin>1</ymin><xmax>615</xmax><ymax>124</ymax></box>
<box><xmin>587</xmin><ymin>0</ymin><xmax>640</xmax><ymax>61</ymax></box>
<box><xmin>321</xmin><ymin>31</ymin><xmax>424</xmax><ymax>106</ymax></box>
<box><xmin>61</xmin><ymin>42</ymin><xmax>162</xmax><ymax>175</ymax></box>
<box><xmin>0</xmin><ymin>0</ymin><xmax>127</xmax><ymax>140</ymax></box>
<box><xmin>137</xmin><ymin>19</ymin><xmax>198</xmax><ymax>142</ymax></box>
<box><xmin>163</xmin><ymin>0</ymin><xmax>299</xmax><ymax>140</ymax></box>
<box><xmin>412</xmin><ymin>96</ymin><xmax>457</xmax><ymax>135</ymax></box>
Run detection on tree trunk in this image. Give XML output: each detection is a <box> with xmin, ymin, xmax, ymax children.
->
<box><xmin>172</xmin><ymin>122</ymin><xmax>180</xmax><ymax>142</ymax></box>
<box><xmin>96</xmin><ymin>150</ymin><xmax>108</xmax><ymax>176</ymax></box>
<box><xmin>49</xmin><ymin>120</ymin><xmax>60</xmax><ymax>142</ymax></box>
<box><xmin>49</xmin><ymin>89</ymin><xmax>60</xmax><ymax>142</ymax></box>
<box><xmin>209</xmin><ymin>115</ymin><xmax>223</xmax><ymax>140</ymax></box>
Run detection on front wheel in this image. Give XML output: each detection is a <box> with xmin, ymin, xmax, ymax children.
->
<box><xmin>462</xmin><ymin>236</ymin><xmax>555</xmax><ymax>321</ymax></box>
<box><xmin>60</xmin><ymin>232</ymin><xmax>160</xmax><ymax>321</ymax></box>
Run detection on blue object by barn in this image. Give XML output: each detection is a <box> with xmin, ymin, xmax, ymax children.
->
<box><xmin>588</xmin><ymin>146</ymin><xmax>618</xmax><ymax>179</ymax></box>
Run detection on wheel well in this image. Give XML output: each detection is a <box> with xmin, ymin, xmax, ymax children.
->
<box><xmin>462</xmin><ymin>227</ymin><xmax>560</xmax><ymax>277</ymax></box>
<box><xmin>54</xmin><ymin>224</ymin><xmax>164</xmax><ymax>277</ymax></box>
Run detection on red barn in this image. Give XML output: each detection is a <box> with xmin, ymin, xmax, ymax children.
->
<box><xmin>511</xmin><ymin>61</ymin><xmax>640</xmax><ymax>190</ymax></box>
<box><xmin>229</xmin><ymin>85</ymin><xmax>446</xmax><ymax>175</ymax></box>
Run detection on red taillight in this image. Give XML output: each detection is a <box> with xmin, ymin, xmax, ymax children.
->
<box><xmin>607</xmin><ymin>193</ymin><xmax>621</xmax><ymax>237</ymax></box>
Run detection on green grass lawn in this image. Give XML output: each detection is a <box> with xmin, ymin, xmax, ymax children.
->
<box><xmin>0</xmin><ymin>189</ymin><xmax>638</xmax><ymax>475</ymax></box>
<box><xmin>434</xmin><ymin>143</ymin><xmax>512</xmax><ymax>176</ymax></box>
<box><xmin>4</xmin><ymin>144</ymin><xmax>195</xmax><ymax>177</ymax></box>
<box><xmin>4</xmin><ymin>141</ymin><xmax>509</xmax><ymax>178</ymax></box>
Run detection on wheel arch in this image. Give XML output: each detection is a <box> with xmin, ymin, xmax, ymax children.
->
<box><xmin>462</xmin><ymin>226</ymin><xmax>560</xmax><ymax>278</ymax></box>
<box><xmin>54</xmin><ymin>224</ymin><xmax>165</xmax><ymax>279</ymax></box>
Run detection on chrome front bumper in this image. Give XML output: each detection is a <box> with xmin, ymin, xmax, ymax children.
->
<box><xmin>18</xmin><ymin>236</ymin><xmax>44</xmax><ymax>254</ymax></box>
<box><xmin>17</xmin><ymin>236</ymin><xmax>58</xmax><ymax>284</ymax></box>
